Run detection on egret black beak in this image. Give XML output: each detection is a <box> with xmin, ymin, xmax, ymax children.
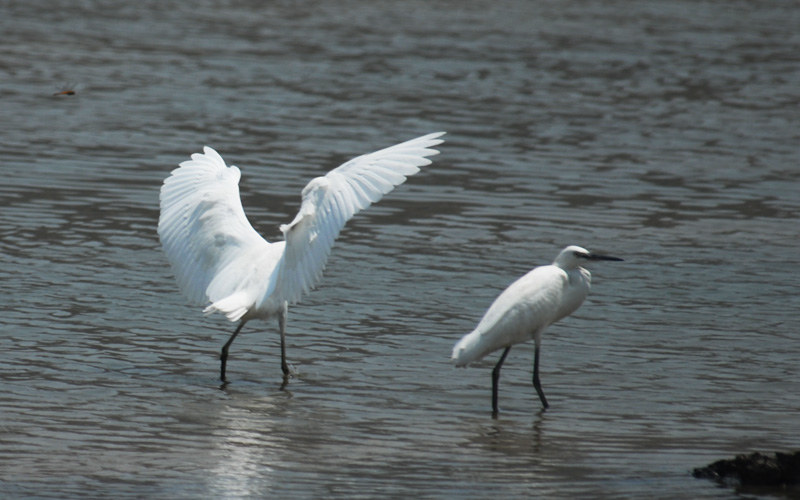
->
<box><xmin>584</xmin><ymin>253</ymin><xmax>624</xmax><ymax>262</ymax></box>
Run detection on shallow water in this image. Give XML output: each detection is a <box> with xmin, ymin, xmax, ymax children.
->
<box><xmin>1</xmin><ymin>0</ymin><xmax>799</xmax><ymax>498</ymax></box>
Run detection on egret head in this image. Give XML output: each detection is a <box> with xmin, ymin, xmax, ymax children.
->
<box><xmin>554</xmin><ymin>245</ymin><xmax>623</xmax><ymax>269</ymax></box>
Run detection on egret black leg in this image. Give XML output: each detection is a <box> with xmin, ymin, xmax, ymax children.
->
<box><xmin>279</xmin><ymin>302</ymin><xmax>290</xmax><ymax>379</ymax></box>
<box><xmin>492</xmin><ymin>347</ymin><xmax>511</xmax><ymax>415</ymax></box>
<box><xmin>533</xmin><ymin>345</ymin><xmax>549</xmax><ymax>410</ymax></box>
<box><xmin>220</xmin><ymin>321</ymin><xmax>246</xmax><ymax>382</ymax></box>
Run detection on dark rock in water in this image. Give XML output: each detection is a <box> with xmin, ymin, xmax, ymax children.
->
<box><xmin>693</xmin><ymin>451</ymin><xmax>800</xmax><ymax>487</ymax></box>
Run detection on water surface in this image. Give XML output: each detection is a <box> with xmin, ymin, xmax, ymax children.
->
<box><xmin>1</xmin><ymin>1</ymin><xmax>799</xmax><ymax>498</ymax></box>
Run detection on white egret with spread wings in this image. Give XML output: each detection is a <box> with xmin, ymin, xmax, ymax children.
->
<box><xmin>158</xmin><ymin>132</ymin><xmax>445</xmax><ymax>382</ymax></box>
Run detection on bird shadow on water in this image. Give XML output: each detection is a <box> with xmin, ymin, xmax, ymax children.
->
<box><xmin>215</xmin><ymin>372</ymin><xmax>297</xmax><ymax>406</ymax></box>
<box><xmin>219</xmin><ymin>375</ymin><xmax>293</xmax><ymax>398</ymax></box>
<box><xmin>218</xmin><ymin>373</ymin><xmax>293</xmax><ymax>393</ymax></box>
<box><xmin>468</xmin><ymin>409</ymin><xmax>547</xmax><ymax>456</ymax></box>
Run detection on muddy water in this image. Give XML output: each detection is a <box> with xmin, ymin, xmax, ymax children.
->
<box><xmin>1</xmin><ymin>0</ymin><xmax>799</xmax><ymax>498</ymax></box>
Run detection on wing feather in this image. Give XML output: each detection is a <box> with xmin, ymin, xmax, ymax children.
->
<box><xmin>158</xmin><ymin>146</ymin><xmax>269</xmax><ymax>307</ymax></box>
<box><xmin>276</xmin><ymin>132</ymin><xmax>445</xmax><ymax>305</ymax></box>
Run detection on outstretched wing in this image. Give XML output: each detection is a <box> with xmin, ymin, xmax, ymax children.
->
<box><xmin>276</xmin><ymin>132</ymin><xmax>445</xmax><ymax>306</ymax></box>
<box><xmin>158</xmin><ymin>147</ymin><xmax>270</xmax><ymax>307</ymax></box>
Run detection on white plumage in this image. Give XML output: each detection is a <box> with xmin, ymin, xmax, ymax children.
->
<box><xmin>158</xmin><ymin>132</ymin><xmax>445</xmax><ymax>381</ymax></box>
<box><xmin>452</xmin><ymin>245</ymin><xmax>622</xmax><ymax>413</ymax></box>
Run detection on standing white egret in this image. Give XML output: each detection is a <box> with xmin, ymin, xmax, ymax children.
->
<box><xmin>451</xmin><ymin>245</ymin><xmax>622</xmax><ymax>413</ymax></box>
<box><xmin>158</xmin><ymin>132</ymin><xmax>445</xmax><ymax>382</ymax></box>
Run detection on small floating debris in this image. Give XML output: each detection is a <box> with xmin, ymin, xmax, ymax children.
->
<box><xmin>53</xmin><ymin>83</ymin><xmax>77</xmax><ymax>96</ymax></box>
<box><xmin>693</xmin><ymin>451</ymin><xmax>800</xmax><ymax>487</ymax></box>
